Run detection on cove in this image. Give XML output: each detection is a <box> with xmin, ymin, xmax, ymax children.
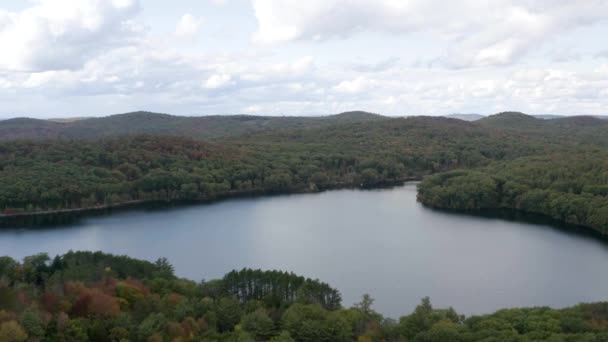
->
<box><xmin>1</xmin><ymin>183</ymin><xmax>607</xmax><ymax>318</ymax></box>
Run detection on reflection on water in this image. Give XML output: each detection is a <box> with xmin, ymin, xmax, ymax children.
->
<box><xmin>1</xmin><ymin>183</ymin><xmax>608</xmax><ymax>318</ymax></box>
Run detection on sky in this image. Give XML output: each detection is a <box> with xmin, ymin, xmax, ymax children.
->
<box><xmin>0</xmin><ymin>0</ymin><xmax>607</xmax><ymax>119</ymax></box>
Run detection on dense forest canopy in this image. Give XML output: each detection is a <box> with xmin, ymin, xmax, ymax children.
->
<box><xmin>1</xmin><ymin>111</ymin><xmax>607</xmax><ymax>237</ymax></box>
<box><xmin>0</xmin><ymin>112</ymin><xmax>608</xmax><ymax>339</ymax></box>
<box><xmin>418</xmin><ymin>152</ymin><xmax>608</xmax><ymax>234</ymax></box>
<box><xmin>0</xmin><ymin>115</ymin><xmax>548</xmax><ymax>216</ymax></box>
<box><xmin>477</xmin><ymin>112</ymin><xmax>608</xmax><ymax>147</ymax></box>
<box><xmin>417</xmin><ymin>112</ymin><xmax>608</xmax><ymax>234</ymax></box>
<box><xmin>2</xmin><ymin>251</ymin><xmax>608</xmax><ymax>341</ymax></box>
<box><xmin>0</xmin><ymin>111</ymin><xmax>387</xmax><ymax>141</ymax></box>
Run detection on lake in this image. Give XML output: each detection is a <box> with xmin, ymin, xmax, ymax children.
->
<box><xmin>1</xmin><ymin>183</ymin><xmax>607</xmax><ymax>318</ymax></box>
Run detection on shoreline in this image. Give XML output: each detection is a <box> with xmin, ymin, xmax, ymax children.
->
<box><xmin>417</xmin><ymin>199</ymin><xmax>607</xmax><ymax>239</ymax></box>
<box><xmin>0</xmin><ymin>177</ymin><xmax>422</xmax><ymax>221</ymax></box>
<box><xmin>6</xmin><ymin>178</ymin><xmax>601</xmax><ymax>242</ymax></box>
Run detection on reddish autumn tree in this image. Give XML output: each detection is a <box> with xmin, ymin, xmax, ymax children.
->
<box><xmin>40</xmin><ymin>292</ymin><xmax>60</xmax><ymax>313</ymax></box>
<box><xmin>88</xmin><ymin>291</ymin><xmax>120</xmax><ymax>317</ymax></box>
<box><xmin>70</xmin><ymin>294</ymin><xmax>92</xmax><ymax>317</ymax></box>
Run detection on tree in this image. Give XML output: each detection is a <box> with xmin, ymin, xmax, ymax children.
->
<box><xmin>354</xmin><ymin>294</ymin><xmax>375</xmax><ymax>315</ymax></box>
<box><xmin>217</xmin><ymin>297</ymin><xmax>243</xmax><ymax>332</ymax></box>
<box><xmin>398</xmin><ymin>297</ymin><xmax>435</xmax><ymax>338</ymax></box>
<box><xmin>154</xmin><ymin>258</ymin><xmax>175</xmax><ymax>279</ymax></box>
<box><xmin>19</xmin><ymin>307</ymin><xmax>45</xmax><ymax>340</ymax></box>
<box><xmin>0</xmin><ymin>321</ymin><xmax>28</xmax><ymax>342</ymax></box>
<box><xmin>63</xmin><ymin>319</ymin><xmax>89</xmax><ymax>341</ymax></box>
<box><xmin>109</xmin><ymin>327</ymin><xmax>130</xmax><ymax>341</ymax></box>
<box><xmin>138</xmin><ymin>313</ymin><xmax>167</xmax><ymax>341</ymax></box>
<box><xmin>22</xmin><ymin>253</ymin><xmax>50</xmax><ymax>287</ymax></box>
<box><xmin>414</xmin><ymin>321</ymin><xmax>463</xmax><ymax>342</ymax></box>
<box><xmin>360</xmin><ymin>168</ymin><xmax>380</xmax><ymax>187</ymax></box>
<box><xmin>282</xmin><ymin>303</ymin><xmax>330</xmax><ymax>341</ymax></box>
<box><xmin>88</xmin><ymin>291</ymin><xmax>120</xmax><ymax>317</ymax></box>
<box><xmin>269</xmin><ymin>331</ymin><xmax>295</xmax><ymax>342</ymax></box>
<box><xmin>0</xmin><ymin>257</ymin><xmax>18</xmax><ymax>284</ymax></box>
<box><xmin>240</xmin><ymin>309</ymin><xmax>275</xmax><ymax>341</ymax></box>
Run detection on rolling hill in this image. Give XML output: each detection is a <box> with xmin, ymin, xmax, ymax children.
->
<box><xmin>0</xmin><ymin>111</ymin><xmax>387</xmax><ymax>141</ymax></box>
<box><xmin>477</xmin><ymin>112</ymin><xmax>608</xmax><ymax>146</ymax></box>
<box><xmin>1</xmin><ymin>110</ymin><xmax>607</xmax><ymax>234</ymax></box>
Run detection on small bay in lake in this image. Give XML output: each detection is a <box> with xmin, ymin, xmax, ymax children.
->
<box><xmin>1</xmin><ymin>183</ymin><xmax>607</xmax><ymax>318</ymax></box>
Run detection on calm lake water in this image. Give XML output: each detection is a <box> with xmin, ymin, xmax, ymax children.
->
<box><xmin>1</xmin><ymin>183</ymin><xmax>607</xmax><ymax>318</ymax></box>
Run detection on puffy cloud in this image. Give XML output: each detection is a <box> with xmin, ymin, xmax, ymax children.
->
<box><xmin>175</xmin><ymin>14</ymin><xmax>204</xmax><ymax>37</ymax></box>
<box><xmin>333</xmin><ymin>77</ymin><xmax>373</xmax><ymax>94</ymax></box>
<box><xmin>0</xmin><ymin>0</ymin><xmax>141</xmax><ymax>72</ymax></box>
<box><xmin>512</xmin><ymin>69</ymin><xmax>549</xmax><ymax>82</ymax></box>
<box><xmin>0</xmin><ymin>1</ymin><xmax>606</xmax><ymax>118</ymax></box>
<box><xmin>252</xmin><ymin>0</ymin><xmax>608</xmax><ymax>67</ymax></box>
<box><xmin>352</xmin><ymin>57</ymin><xmax>400</xmax><ymax>73</ymax></box>
<box><xmin>204</xmin><ymin>74</ymin><xmax>232</xmax><ymax>89</ymax></box>
<box><xmin>240</xmin><ymin>56</ymin><xmax>315</xmax><ymax>82</ymax></box>
<box><xmin>243</xmin><ymin>104</ymin><xmax>262</xmax><ymax>113</ymax></box>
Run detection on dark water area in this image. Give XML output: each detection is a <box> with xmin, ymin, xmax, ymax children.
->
<box><xmin>1</xmin><ymin>183</ymin><xmax>607</xmax><ymax>318</ymax></box>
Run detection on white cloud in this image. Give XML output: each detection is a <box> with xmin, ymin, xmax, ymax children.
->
<box><xmin>204</xmin><ymin>74</ymin><xmax>233</xmax><ymax>89</ymax></box>
<box><xmin>272</xmin><ymin>56</ymin><xmax>314</xmax><ymax>75</ymax></box>
<box><xmin>175</xmin><ymin>14</ymin><xmax>204</xmax><ymax>37</ymax></box>
<box><xmin>334</xmin><ymin>77</ymin><xmax>374</xmax><ymax>94</ymax></box>
<box><xmin>252</xmin><ymin>0</ymin><xmax>608</xmax><ymax>67</ymax></box>
<box><xmin>243</xmin><ymin>104</ymin><xmax>262</xmax><ymax>113</ymax></box>
<box><xmin>240</xmin><ymin>56</ymin><xmax>315</xmax><ymax>82</ymax></box>
<box><xmin>512</xmin><ymin>69</ymin><xmax>549</xmax><ymax>82</ymax></box>
<box><xmin>0</xmin><ymin>1</ymin><xmax>607</xmax><ymax>118</ymax></box>
<box><xmin>0</xmin><ymin>0</ymin><xmax>141</xmax><ymax>72</ymax></box>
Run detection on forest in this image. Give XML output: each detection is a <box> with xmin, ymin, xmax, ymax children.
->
<box><xmin>2</xmin><ymin>251</ymin><xmax>608</xmax><ymax>341</ymax></box>
<box><xmin>0</xmin><ymin>114</ymin><xmax>546</xmax><ymax>216</ymax></box>
<box><xmin>1</xmin><ymin>111</ymin><xmax>607</xmax><ymax>236</ymax></box>
<box><xmin>1</xmin><ymin>112</ymin><xmax>608</xmax><ymax>340</ymax></box>
<box><xmin>412</xmin><ymin>112</ymin><xmax>608</xmax><ymax>234</ymax></box>
<box><xmin>1</xmin><ymin>111</ymin><xmax>607</xmax><ymax>237</ymax></box>
<box><xmin>417</xmin><ymin>151</ymin><xmax>608</xmax><ymax>234</ymax></box>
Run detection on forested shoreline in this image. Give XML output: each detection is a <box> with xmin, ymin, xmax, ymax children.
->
<box><xmin>0</xmin><ymin>111</ymin><xmax>607</xmax><ymax>234</ymax></box>
<box><xmin>0</xmin><ymin>177</ymin><xmax>416</xmax><ymax>222</ymax></box>
<box><xmin>0</xmin><ymin>114</ymin><xmax>544</xmax><ymax>218</ymax></box>
<box><xmin>2</xmin><ymin>251</ymin><xmax>608</xmax><ymax>341</ymax></box>
<box><xmin>0</xmin><ymin>134</ymin><xmax>423</xmax><ymax>219</ymax></box>
<box><xmin>417</xmin><ymin>151</ymin><xmax>608</xmax><ymax>235</ymax></box>
<box><xmin>1</xmin><ymin>112</ymin><xmax>608</xmax><ymax>340</ymax></box>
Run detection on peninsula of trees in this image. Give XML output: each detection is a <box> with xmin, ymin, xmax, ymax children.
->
<box><xmin>417</xmin><ymin>113</ymin><xmax>608</xmax><ymax>234</ymax></box>
<box><xmin>2</xmin><ymin>251</ymin><xmax>608</xmax><ymax>341</ymax></box>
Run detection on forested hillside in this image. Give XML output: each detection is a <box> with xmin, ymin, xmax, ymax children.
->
<box><xmin>2</xmin><ymin>251</ymin><xmax>608</xmax><ymax>341</ymax></box>
<box><xmin>0</xmin><ymin>116</ymin><xmax>548</xmax><ymax>216</ymax></box>
<box><xmin>478</xmin><ymin>112</ymin><xmax>608</xmax><ymax>147</ymax></box>
<box><xmin>418</xmin><ymin>151</ymin><xmax>608</xmax><ymax>234</ymax></box>
<box><xmin>0</xmin><ymin>111</ymin><xmax>386</xmax><ymax>141</ymax></box>
<box><xmin>0</xmin><ymin>111</ymin><xmax>607</xmax><ymax>235</ymax></box>
<box><xmin>418</xmin><ymin>113</ymin><xmax>608</xmax><ymax>234</ymax></box>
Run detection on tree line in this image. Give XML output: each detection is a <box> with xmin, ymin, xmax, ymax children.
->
<box><xmin>0</xmin><ymin>116</ymin><xmax>553</xmax><ymax>217</ymax></box>
<box><xmin>1</xmin><ymin>112</ymin><xmax>607</xmax><ymax>235</ymax></box>
<box><xmin>417</xmin><ymin>151</ymin><xmax>608</xmax><ymax>234</ymax></box>
<box><xmin>2</xmin><ymin>251</ymin><xmax>608</xmax><ymax>341</ymax></box>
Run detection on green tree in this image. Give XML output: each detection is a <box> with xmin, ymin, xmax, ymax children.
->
<box><xmin>138</xmin><ymin>313</ymin><xmax>166</xmax><ymax>341</ymax></box>
<box><xmin>0</xmin><ymin>321</ymin><xmax>28</xmax><ymax>342</ymax></box>
<box><xmin>269</xmin><ymin>331</ymin><xmax>295</xmax><ymax>342</ymax></box>
<box><xmin>282</xmin><ymin>303</ymin><xmax>330</xmax><ymax>341</ymax></box>
<box><xmin>354</xmin><ymin>294</ymin><xmax>375</xmax><ymax>315</ymax></box>
<box><xmin>240</xmin><ymin>308</ymin><xmax>275</xmax><ymax>341</ymax></box>
<box><xmin>217</xmin><ymin>297</ymin><xmax>243</xmax><ymax>332</ymax></box>
<box><xmin>19</xmin><ymin>307</ymin><xmax>45</xmax><ymax>340</ymax></box>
